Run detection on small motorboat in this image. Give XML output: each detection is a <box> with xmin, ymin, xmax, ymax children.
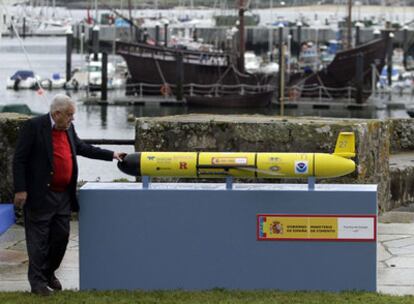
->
<box><xmin>244</xmin><ymin>52</ymin><xmax>262</xmax><ymax>74</ymax></box>
<box><xmin>40</xmin><ymin>73</ymin><xmax>66</xmax><ymax>89</ymax></box>
<box><xmin>6</xmin><ymin>70</ymin><xmax>40</xmax><ymax>90</ymax></box>
<box><xmin>377</xmin><ymin>65</ymin><xmax>413</xmax><ymax>91</ymax></box>
<box><xmin>65</xmin><ymin>61</ymin><xmax>124</xmax><ymax>91</ymax></box>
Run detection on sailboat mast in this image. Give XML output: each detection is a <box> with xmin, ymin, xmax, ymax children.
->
<box><xmin>128</xmin><ymin>0</ymin><xmax>133</xmax><ymax>40</ymax></box>
<box><xmin>238</xmin><ymin>0</ymin><xmax>245</xmax><ymax>73</ymax></box>
<box><xmin>95</xmin><ymin>0</ymin><xmax>98</xmax><ymax>23</ymax></box>
<box><xmin>128</xmin><ymin>0</ymin><xmax>132</xmax><ymax>21</ymax></box>
<box><xmin>347</xmin><ymin>0</ymin><xmax>352</xmax><ymax>49</ymax></box>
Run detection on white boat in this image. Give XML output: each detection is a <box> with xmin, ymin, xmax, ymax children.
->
<box><xmin>244</xmin><ymin>52</ymin><xmax>262</xmax><ymax>74</ymax></box>
<box><xmin>244</xmin><ymin>52</ymin><xmax>279</xmax><ymax>75</ymax></box>
<box><xmin>32</xmin><ymin>19</ymin><xmax>72</xmax><ymax>36</ymax></box>
<box><xmin>6</xmin><ymin>70</ymin><xmax>40</xmax><ymax>89</ymax></box>
<box><xmin>298</xmin><ymin>42</ymin><xmax>320</xmax><ymax>73</ymax></box>
<box><xmin>65</xmin><ymin>60</ymin><xmax>124</xmax><ymax>90</ymax></box>
<box><xmin>377</xmin><ymin>65</ymin><xmax>413</xmax><ymax>91</ymax></box>
<box><xmin>260</xmin><ymin>62</ymin><xmax>279</xmax><ymax>74</ymax></box>
<box><xmin>40</xmin><ymin>73</ymin><xmax>66</xmax><ymax>89</ymax></box>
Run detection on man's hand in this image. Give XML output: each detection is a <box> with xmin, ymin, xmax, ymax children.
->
<box><xmin>14</xmin><ymin>191</ymin><xmax>27</xmax><ymax>208</ymax></box>
<box><xmin>113</xmin><ymin>152</ymin><xmax>127</xmax><ymax>162</ymax></box>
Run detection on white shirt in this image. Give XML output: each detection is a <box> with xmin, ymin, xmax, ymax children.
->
<box><xmin>49</xmin><ymin>113</ymin><xmax>56</xmax><ymax>129</ymax></box>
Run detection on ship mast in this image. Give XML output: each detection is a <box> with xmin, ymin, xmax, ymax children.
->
<box><xmin>346</xmin><ymin>0</ymin><xmax>352</xmax><ymax>49</ymax></box>
<box><xmin>238</xmin><ymin>0</ymin><xmax>245</xmax><ymax>73</ymax></box>
<box><xmin>128</xmin><ymin>0</ymin><xmax>133</xmax><ymax>40</ymax></box>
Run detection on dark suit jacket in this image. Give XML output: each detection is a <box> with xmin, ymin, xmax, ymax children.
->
<box><xmin>13</xmin><ymin>113</ymin><xmax>114</xmax><ymax>212</ymax></box>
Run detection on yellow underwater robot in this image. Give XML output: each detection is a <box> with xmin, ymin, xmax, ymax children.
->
<box><xmin>117</xmin><ymin>132</ymin><xmax>356</xmax><ymax>179</ymax></box>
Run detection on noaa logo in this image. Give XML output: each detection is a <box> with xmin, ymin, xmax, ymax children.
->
<box><xmin>295</xmin><ymin>161</ymin><xmax>308</xmax><ymax>174</ymax></box>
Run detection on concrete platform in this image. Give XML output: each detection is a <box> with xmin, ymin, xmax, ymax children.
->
<box><xmin>78</xmin><ymin>183</ymin><xmax>377</xmax><ymax>291</ymax></box>
<box><xmin>0</xmin><ymin>222</ymin><xmax>79</xmax><ymax>292</ymax></box>
<box><xmin>2</xmin><ymin>211</ymin><xmax>414</xmax><ymax>295</ymax></box>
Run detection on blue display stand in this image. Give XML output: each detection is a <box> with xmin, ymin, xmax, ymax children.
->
<box><xmin>0</xmin><ymin>204</ymin><xmax>15</xmax><ymax>235</ymax></box>
<box><xmin>79</xmin><ymin>183</ymin><xmax>377</xmax><ymax>292</ymax></box>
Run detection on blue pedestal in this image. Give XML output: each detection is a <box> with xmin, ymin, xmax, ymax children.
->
<box><xmin>79</xmin><ymin>183</ymin><xmax>377</xmax><ymax>292</ymax></box>
<box><xmin>0</xmin><ymin>204</ymin><xmax>15</xmax><ymax>235</ymax></box>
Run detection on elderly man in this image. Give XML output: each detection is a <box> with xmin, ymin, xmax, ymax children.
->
<box><xmin>13</xmin><ymin>94</ymin><xmax>125</xmax><ymax>296</ymax></box>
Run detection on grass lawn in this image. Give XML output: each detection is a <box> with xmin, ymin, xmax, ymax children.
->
<box><xmin>1</xmin><ymin>290</ymin><xmax>414</xmax><ymax>304</ymax></box>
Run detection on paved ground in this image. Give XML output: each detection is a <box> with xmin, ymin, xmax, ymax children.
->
<box><xmin>0</xmin><ymin>222</ymin><xmax>79</xmax><ymax>292</ymax></box>
<box><xmin>2</xmin><ymin>210</ymin><xmax>414</xmax><ymax>295</ymax></box>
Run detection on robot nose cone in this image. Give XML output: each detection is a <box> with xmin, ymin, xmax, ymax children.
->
<box><xmin>117</xmin><ymin>153</ymin><xmax>141</xmax><ymax>176</ymax></box>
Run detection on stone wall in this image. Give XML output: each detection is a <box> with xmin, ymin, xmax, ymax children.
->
<box><xmin>1</xmin><ymin>113</ymin><xmax>414</xmax><ymax>213</ymax></box>
<box><xmin>387</xmin><ymin>119</ymin><xmax>414</xmax><ymax>209</ymax></box>
<box><xmin>389</xmin><ymin>118</ymin><xmax>414</xmax><ymax>153</ymax></box>
<box><xmin>135</xmin><ymin>114</ymin><xmax>392</xmax><ymax>211</ymax></box>
<box><xmin>390</xmin><ymin>163</ymin><xmax>414</xmax><ymax>208</ymax></box>
<box><xmin>0</xmin><ymin>113</ymin><xmax>29</xmax><ymax>204</ymax></box>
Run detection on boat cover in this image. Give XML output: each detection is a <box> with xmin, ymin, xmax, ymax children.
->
<box><xmin>10</xmin><ymin>70</ymin><xmax>35</xmax><ymax>80</ymax></box>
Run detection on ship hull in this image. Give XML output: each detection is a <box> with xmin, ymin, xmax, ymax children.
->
<box><xmin>289</xmin><ymin>38</ymin><xmax>388</xmax><ymax>102</ymax></box>
<box><xmin>116</xmin><ymin>41</ymin><xmax>274</xmax><ymax>99</ymax></box>
<box><xmin>185</xmin><ymin>90</ymin><xmax>274</xmax><ymax>108</ymax></box>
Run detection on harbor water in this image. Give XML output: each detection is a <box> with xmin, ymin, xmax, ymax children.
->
<box><xmin>0</xmin><ymin>36</ymin><xmax>412</xmax><ymax>181</ymax></box>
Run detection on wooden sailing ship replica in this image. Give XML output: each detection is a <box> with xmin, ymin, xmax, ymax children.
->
<box><xmin>288</xmin><ymin>38</ymin><xmax>388</xmax><ymax>102</ymax></box>
<box><xmin>115</xmin><ymin>0</ymin><xmax>388</xmax><ymax>106</ymax></box>
<box><xmin>115</xmin><ymin>0</ymin><xmax>275</xmax><ymax>108</ymax></box>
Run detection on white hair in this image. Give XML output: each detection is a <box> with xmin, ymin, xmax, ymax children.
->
<box><xmin>50</xmin><ymin>94</ymin><xmax>76</xmax><ymax>113</ymax></box>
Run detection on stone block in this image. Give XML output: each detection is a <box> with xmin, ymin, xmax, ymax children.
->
<box><xmin>135</xmin><ymin>114</ymin><xmax>391</xmax><ymax>211</ymax></box>
<box><xmin>0</xmin><ymin>113</ymin><xmax>30</xmax><ymax>205</ymax></box>
<box><xmin>390</xmin><ymin>164</ymin><xmax>414</xmax><ymax>210</ymax></box>
<box><xmin>389</xmin><ymin>118</ymin><xmax>414</xmax><ymax>153</ymax></box>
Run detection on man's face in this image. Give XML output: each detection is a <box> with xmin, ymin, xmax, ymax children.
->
<box><xmin>53</xmin><ymin>104</ymin><xmax>75</xmax><ymax>130</ymax></box>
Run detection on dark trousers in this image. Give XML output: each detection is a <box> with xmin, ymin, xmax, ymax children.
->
<box><xmin>24</xmin><ymin>190</ymin><xmax>71</xmax><ymax>290</ymax></box>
